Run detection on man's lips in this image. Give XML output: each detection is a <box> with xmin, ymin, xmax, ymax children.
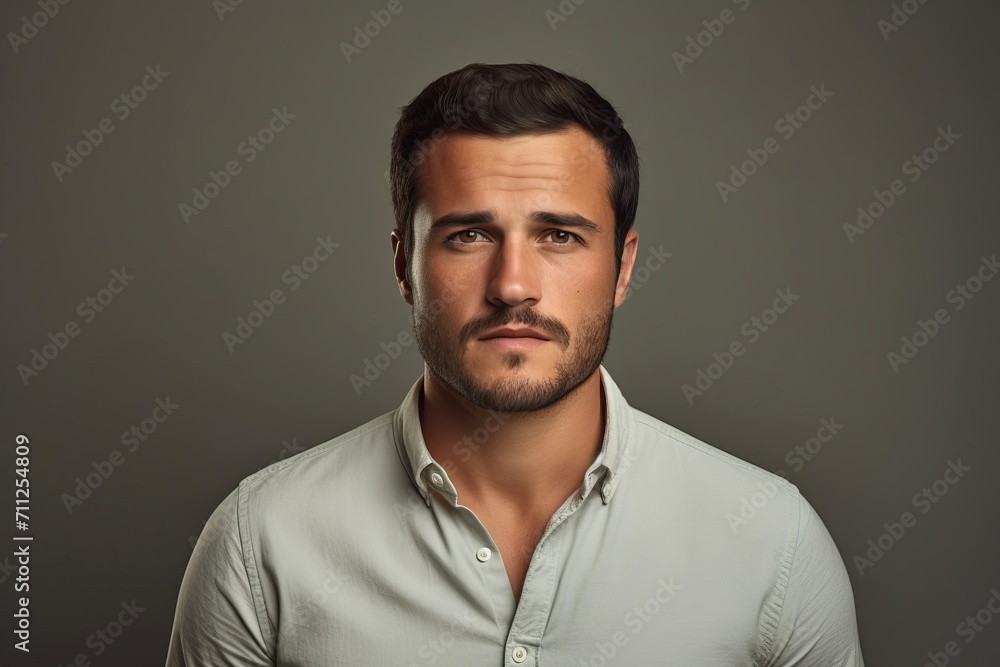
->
<box><xmin>478</xmin><ymin>327</ymin><xmax>550</xmax><ymax>341</ymax></box>
<box><xmin>479</xmin><ymin>336</ymin><xmax>550</xmax><ymax>350</ymax></box>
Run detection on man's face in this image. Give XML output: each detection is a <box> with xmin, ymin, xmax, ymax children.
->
<box><xmin>392</xmin><ymin>124</ymin><xmax>637</xmax><ymax>413</ymax></box>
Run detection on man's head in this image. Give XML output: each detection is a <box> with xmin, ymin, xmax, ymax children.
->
<box><xmin>389</xmin><ymin>63</ymin><xmax>640</xmax><ymax>413</ymax></box>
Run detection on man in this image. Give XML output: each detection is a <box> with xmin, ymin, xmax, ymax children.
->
<box><xmin>166</xmin><ymin>63</ymin><xmax>865</xmax><ymax>665</ymax></box>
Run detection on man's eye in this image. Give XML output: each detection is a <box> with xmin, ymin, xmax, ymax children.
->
<box><xmin>448</xmin><ymin>230</ymin><xmax>487</xmax><ymax>244</ymax></box>
<box><xmin>446</xmin><ymin>230</ymin><xmax>581</xmax><ymax>245</ymax></box>
<box><xmin>546</xmin><ymin>230</ymin><xmax>580</xmax><ymax>245</ymax></box>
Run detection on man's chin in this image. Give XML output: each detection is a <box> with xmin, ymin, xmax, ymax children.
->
<box><xmin>458</xmin><ymin>387</ymin><xmax>560</xmax><ymax>414</ymax></box>
<box><xmin>461</xmin><ymin>353</ymin><xmax>555</xmax><ymax>380</ymax></box>
<box><xmin>448</xmin><ymin>365</ymin><xmax>574</xmax><ymax>413</ymax></box>
<box><xmin>458</xmin><ymin>366</ymin><xmax>547</xmax><ymax>389</ymax></box>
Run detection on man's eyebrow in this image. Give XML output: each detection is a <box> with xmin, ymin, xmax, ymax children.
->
<box><xmin>430</xmin><ymin>210</ymin><xmax>601</xmax><ymax>233</ymax></box>
<box><xmin>430</xmin><ymin>210</ymin><xmax>495</xmax><ymax>229</ymax></box>
<box><xmin>530</xmin><ymin>211</ymin><xmax>601</xmax><ymax>233</ymax></box>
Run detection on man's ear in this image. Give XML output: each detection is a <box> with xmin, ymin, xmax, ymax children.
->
<box><xmin>391</xmin><ymin>229</ymin><xmax>413</xmax><ymax>305</ymax></box>
<box><xmin>613</xmin><ymin>229</ymin><xmax>640</xmax><ymax>308</ymax></box>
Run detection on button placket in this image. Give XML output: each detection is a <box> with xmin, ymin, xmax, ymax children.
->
<box><xmin>504</xmin><ymin>501</ymin><xmax>580</xmax><ymax>665</ymax></box>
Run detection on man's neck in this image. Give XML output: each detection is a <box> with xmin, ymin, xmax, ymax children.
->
<box><xmin>420</xmin><ymin>367</ymin><xmax>606</xmax><ymax>517</ymax></box>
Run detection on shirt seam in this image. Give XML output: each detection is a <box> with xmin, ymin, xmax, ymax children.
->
<box><xmin>243</xmin><ymin>412</ymin><xmax>394</xmax><ymax>486</ymax></box>
<box><xmin>633</xmin><ymin>410</ymin><xmax>805</xmax><ymax>666</ymax></box>
<box><xmin>237</xmin><ymin>477</ymin><xmax>276</xmax><ymax>659</ymax></box>
<box><xmin>535</xmin><ymin>521</ymin><xmax>567</xmax><ymax>664</ymax></box>
<box><xmin>632</xmin><ymin>413</ymin><xmax>795</xmax><ymax>489</ymax></box>
<box><xmin>233</xmin><ymin>413</ymin><xmax>396</xmax><ymax>658</ymax></box>
<box><xmin>753</xmin><ymin>485</ymin><xmax>803</xmax><ymax>666</ymax></box>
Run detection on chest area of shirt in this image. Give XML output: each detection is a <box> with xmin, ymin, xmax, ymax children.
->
<box><xmin>271</xmin><ymin>488</ymin><xmax>773</xmax><ymax>666</ymax></box>
<box><xmin>481</xmin><ymin>517</ymin><xmax>547</xmax><ymax>602</ymax></box>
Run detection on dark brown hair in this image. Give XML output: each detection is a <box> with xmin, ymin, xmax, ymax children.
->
<box><xmin>389</xmin><ymin>62</ymin><xmax>640</xmax><ymax>283</ymax></box>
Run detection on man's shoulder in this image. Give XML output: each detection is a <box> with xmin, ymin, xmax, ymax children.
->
<box><xmin>189</xmin><ymin>408</ymin><xmax>407</xmax><ymax>570</ymax></box>
<box><xmin>628</xmin><ymin>406</ymin><xmax>805</xmax><ymax>535</ymax></box>
<box><xmin>627</xmin><ymin>407</ymin><xmax>827</xmax><ymax>597</ymax></box>
<box><xmin>631</xmin><ymin>407</ymin><xmax>796</xmax><ymax>492</ymax></box>
<box><xmin>237</xmin><ymin>408</ymin><xmax>399</xmax><ymax>501</ymax></box>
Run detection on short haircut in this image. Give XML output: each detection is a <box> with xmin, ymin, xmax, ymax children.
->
<box><xmin>389</xmin><ymin>62</ymin><xmax>640</xmax><ymax>284</ymax></box>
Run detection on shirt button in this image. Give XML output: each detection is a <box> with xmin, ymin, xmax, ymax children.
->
<box><xmin>430</xmin><ymin>472</ymin><xmax>444</xmax><ymax>488</ymax></box>
<box><xmin>476</xmin><ymin>547</ymin><xmax>492</xmax><ymax>562</ymax></box>
<box><xmin>601</xmin><ymin>484</ymin><xmax>611</xmax><ymax>501</ymax></box>
<box><xmin>511</xmin><ymin>645</ymin><xmax>527</xmax><ymax>663</ymax></box>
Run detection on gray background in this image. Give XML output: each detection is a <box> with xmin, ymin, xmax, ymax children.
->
<box><xmin>2</xmin><ymin>0</ymin><xmax>998</xmax><ymax>664</ymax></box>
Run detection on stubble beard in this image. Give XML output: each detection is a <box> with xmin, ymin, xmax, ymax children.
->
<box><xmin>411</xmin><ymin>292</ymin><xmax>615</xmax><ymax>414</ymax></box>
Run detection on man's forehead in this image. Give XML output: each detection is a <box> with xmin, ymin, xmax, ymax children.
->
<box><xmin>415</xmin><ymin>126</ymin><xmax>611</xmax><ymax>221</ymax></box>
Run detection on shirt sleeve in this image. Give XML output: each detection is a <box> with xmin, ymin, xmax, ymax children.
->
<box><xmin>765</xmin><ymin>491</ymin><xmax>865</xmax><ymax>666</ymax></box>
<box><xmin>165</xmin><ymin>486</ymin><xmax>275</xmax><ymax>666</ymax></box>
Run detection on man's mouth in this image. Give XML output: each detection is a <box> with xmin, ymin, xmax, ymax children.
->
<box><xmin>478</xmin><ymin>326</ymin><xmax>550</xmax><ymax>341</ymax></box>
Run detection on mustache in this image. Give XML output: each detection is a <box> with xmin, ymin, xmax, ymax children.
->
<box><xmin>462</xmin><ymin>309</ymin><xmax>570</xmax><ymax>346</ymax></box>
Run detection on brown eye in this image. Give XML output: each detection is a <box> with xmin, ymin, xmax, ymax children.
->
<box><xmin>457</xmin><ymin>230</ymin><xmax>483</xmax><ymax>243</ymax></box>
<box><xmin>548</xmin><ymin>230</ymin><xmax>579</xmax><ymax>245</ymax></box>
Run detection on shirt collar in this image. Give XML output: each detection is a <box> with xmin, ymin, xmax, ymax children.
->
<box><xmin>391</xmin><ymin>364</ymin><xmax>636</xmax><ymax>508</ymax></box>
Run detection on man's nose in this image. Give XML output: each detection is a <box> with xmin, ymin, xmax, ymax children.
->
<box><xmin>485</xmin><ymin>236</ymin><xmax>542</xmax><ymax>308</ymax></box>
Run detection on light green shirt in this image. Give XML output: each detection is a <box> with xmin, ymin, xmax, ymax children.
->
<box><xmin>166</xmin><ymin>365</ymin><xmax>864</xmax><ymax>666</ymax></box>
